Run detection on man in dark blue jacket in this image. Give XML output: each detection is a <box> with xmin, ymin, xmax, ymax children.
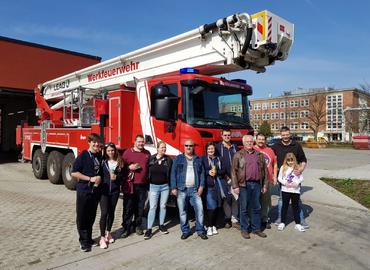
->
<box><xmin>171</xmin><ymin>139</ymin><xmax>207</xmax><ymax>240</ymax></box>
<box><xmin>71</xmin><ymin>133</ymin><xmax>102</xmax><ymax>252</ymax></box>
<box><xmin>216</xmin><ymin>128</ymin><xmax>239</xmax><ymax>228</ymax></box>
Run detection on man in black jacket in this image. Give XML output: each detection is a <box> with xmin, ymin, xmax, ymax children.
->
<box><xmin>272</xmin><ymin>126</ymin><xmax>309</xmax><ymax>229</ymax></box>
<box><xmin>71</xmin><ymin>133</ymin><xmax>102</xmax><ymax>252</ymax></box>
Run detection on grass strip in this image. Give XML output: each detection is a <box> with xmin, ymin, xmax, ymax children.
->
<box><xmin>320</xmin><ymin>177</ymin><xmax>370</xmax><ymax>209</ymax></box>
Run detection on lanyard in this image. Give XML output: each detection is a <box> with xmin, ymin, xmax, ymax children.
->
<box><xmin>88</xmin><ymin>151</ymin><xmax>100</xmax><ymax>175</ymax></box>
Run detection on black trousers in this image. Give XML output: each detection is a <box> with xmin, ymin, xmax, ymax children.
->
<box><xmin>122</xmin><ymin>184</ymin><xmax>147</xmax><ymax>230</ymax></box>
<box><xmin>281</xmin><ymin>191</ymin><xmax>300</xmax><ymax>224</ymax></box>
<box><xmin>76</xmin><ymin>191</ymin><xmax>100</xmax><ymax>247</ymax></box>
<box><xmin>99</xmin><ymin>192</ymin><xmax>120</xmax><ymax>236</ymax></box>
<box><xmin>207</xmin><ymin>209</ymin><xmax>217</xmax><ymax>227</ymax></box>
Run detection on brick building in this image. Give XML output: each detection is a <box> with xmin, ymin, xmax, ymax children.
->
<box><xmin>249</xmin><ymin>87</ymin><xmax>370</xmax><ymax>142</ymax></box>
<box><xmin>0</xmin><ymin>36</ymin><xmax>101</xmax><ymax>154</ymax></box>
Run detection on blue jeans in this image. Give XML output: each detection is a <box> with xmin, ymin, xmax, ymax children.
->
<box><xmin>239</xmin><ymin>182</ymin><xmax>261</xmax><ymax>232</ymax></box>
<box><xmin>177</xmin><ymin>187</ymin><xmax>205</xmax><ymax>235</ymax></box>
<box><xmin>147</xmin><ymin>184</ymin><xmax>169</xmax><ymax>229</ymax></box>
<box><xmin>277</xmin><ymin>186</ymin><xmax>305</xmax><ymax>223</ymax></box>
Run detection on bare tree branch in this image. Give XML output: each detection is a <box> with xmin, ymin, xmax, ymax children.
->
<box><xmin>307</xmin><ymin>93</ymin><xmax>326</xmax><ymax>140</ymax></box>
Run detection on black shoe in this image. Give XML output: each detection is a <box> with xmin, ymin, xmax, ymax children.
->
<box><xmin>80</xmin><ymin>245</ymin><xmax>91</xmax><ymax>252</ymax></box>
<box><xmin>159</xmin><ymin>225</ymin><xmax>169</xmax><ymax>234</ymax></box>
<box><xmin>136</xmin><ymin>227</ymin><xmax>144</xmax><ymax>235</ymax></box>
<box><xmin>120</xmin><ymin>229</ymin><xmax>130</xmax><ymax>238</ymax></box>
<box><xmin>144</xmin><ymin>229</ymin><xmax>152</xmax><ymax>240</ymax></box>
<box><xmin>89</xmin><ymin>239</ymin><xmax>98</xmax><ymax>247</ymax></box>
<box><xmin>180</xmin><ymin>233</ymin><xmax>191</xmax><ymax>240</ymax></box>
<box><xmin>199</xmin><ymin>233</ymin><xmax>208</xmax><ymax>240</ymax></box>
<box><xmin>224</xmin><ymin>221</ymin><xmax>232</xmax><ymax>229</ymax></box>
<box><xmin>262</xmin><ymin>221</ymin><xmax>272</xmax><ymax>230</ymax></box>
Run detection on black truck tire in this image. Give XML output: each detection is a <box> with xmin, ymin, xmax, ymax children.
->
<box><xmin>32</xmin><ymin>149</ymin><xmax>48</xmax><ymax>179</ymax></box>
<box><xmin>62</xmin><ymin>152</ymin><xmax>77</xmax><ymax>190</ymax></box>
<box><xmin>47</xmin><ymin>151</ymin><xmax>64</xmax><ymax>184</ymax></box>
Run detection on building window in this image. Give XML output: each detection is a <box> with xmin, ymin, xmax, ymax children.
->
<box><xmin>254</xmin><ymin>124</ymin><xmax>260</xmax><ymax>130</ymax></box>
<box><xmin>262</xmin><ymin>103</ymin><xmax>269</xmax><ymax>110</ymax></box>
<box><xmin>290</xmin><ymin>111</ymin><xmax>299</xmax><ymax>119</ymax></box>
<box><xmin>300</xmin><ymin>110</ymin><xmax>309</xmax><ymax>118</ymax></box>
<box><xmin>271</xmin><ymin>102</ymin><xmax>279</xmax><ymax>109</ymax></box>
<box><xmin>290</xmin><ymin>122</ymin><xmax>299</xmax><ymax>130</ymax></box>
<box><xmin>271</xmin><ymin>112</ymin><xmax>279</xmax><ymax>120</ymax></box>
<box><xmin>271</xmin><ymin>123</ymin><xmax>279</xmax><ymax>130</ymax></box>
<box><xmin>301</xmin><ymin>122</ymin><xmax>309</xmax><ymax>129</ymax></box>
<box><xmin>280</xmin><ymin>101</ymin><xmax>288</xmax><ymax>108</ymax></box>
<box><xmin>300</xmin><ymin>99</ymin><xmax>309</xmax><ymax>107</ymax></box>
<box><xmin>280</xmin><ymin>112</ymin><xmax>286</xmax><ymax>119</ymax></box>
<box><xmin>253</xmin><ymin>103</ymin><xmax>261</xmax><ymax>110</ymax></box>
<box><xmin>290</xmin><ymin>100</ymin><xmax>299</xmax><ymax>107</ymax></box>
<box><xmin>326</xmin><ymin>94</ymin><xmax>343</xmax><ymax>130</ymax></box>
<box><xmin>262</xmin><ymin>113</ymin><xmax>270</xmax><ymax>120</ymax></box>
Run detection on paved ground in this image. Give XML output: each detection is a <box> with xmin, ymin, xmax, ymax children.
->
<box><xmin>0</xmin><ymin>148</ymin><xmax>369</xmax><ymax>270</ymax></box>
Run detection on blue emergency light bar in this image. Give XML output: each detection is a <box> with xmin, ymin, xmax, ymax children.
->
<box><xmin>179</xmin><ymin>68</ymin><xmax>199</xmax><ymax>74</ymax></box>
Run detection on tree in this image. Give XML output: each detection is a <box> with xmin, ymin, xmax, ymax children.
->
<box><xmin>344</xmin><ymin>109</ymin><xmax>359</xmax><ymax>143</ymax></box>
<box><xmin>307</xmin><ymin>93</ymin><xmax>327</xmax><ymax>141</ymax></box>
<box><xmin>258</xmin><ymin>120</ymin><xmax>273</xmax><ymax>137</ymax></box>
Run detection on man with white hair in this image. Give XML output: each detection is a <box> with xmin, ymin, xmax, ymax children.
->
<box><xmin>231</xmin><ymin>135</ymin><xmax>268</xmax><ymax>239</ymax></box>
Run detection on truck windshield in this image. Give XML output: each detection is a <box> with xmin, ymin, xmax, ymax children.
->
<box><xmin>183</xmin><ymin>82</ymin><xmax>251</xmax><ymax>129</ymax></box>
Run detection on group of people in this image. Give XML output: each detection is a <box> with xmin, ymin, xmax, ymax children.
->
<box><xmin>72</xmin><ymin>126</ymin><xmax>308</xmax><ymax>252</ymax></box>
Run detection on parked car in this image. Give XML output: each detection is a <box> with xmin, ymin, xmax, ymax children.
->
<box><xmin>267</xmin><ymin>135</ymin><xmax>303</xmax><ymax>146</ymax></box>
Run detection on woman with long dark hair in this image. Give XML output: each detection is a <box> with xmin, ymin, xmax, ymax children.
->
<box><xmin>99</xmin><ymin>142</ymin><xmax>124</xmax><ymax>248</ymax></box>
<box><xmin>201</xmin><ymin>142</ymin><xmax>227</xmax><ymax>236</ymax></box>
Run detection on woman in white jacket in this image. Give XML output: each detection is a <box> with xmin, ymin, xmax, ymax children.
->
<box><xmin>277</xmin><ymin>153</ymin><xmax>305</xmax><ymax>232</ymax></box>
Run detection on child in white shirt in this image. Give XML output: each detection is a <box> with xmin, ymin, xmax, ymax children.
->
<box><xmin>277</xmin><ymin>153</ymin><xmax>305</xmax><ymax>232</ymax></box>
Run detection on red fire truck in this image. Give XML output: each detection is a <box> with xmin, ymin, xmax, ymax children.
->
<box><xmin>16</xmin><ymin>10</ymin><xmax>294</xmax><ymax>190</ymax></box>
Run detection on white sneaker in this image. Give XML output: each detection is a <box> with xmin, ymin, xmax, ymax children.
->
<box><xmin>207</xmin><ymin>227</ymin><xmax>213</xmax><ymax>236</ymax></box>
<box><xmin>295</xmin><ymin>224</ymin><xmax>306</xmax><ymax>232</ymax></box>
<box><xmin>99</xmin><ymin>237</ymin><xmax>108</xmax><ymax>249</ymax></box>
<box><xmin>301</xmin><ymin>221</ymin><xmax>310</xmax><ymax>230</ymax></box>
<box><xmin>105</xmin><ymin>232</ymin><xmax>115</xmax><ymax>244</ymax></box>
<box><xmin>231</xmin><ymin>216</ymin><xmax>239</xmax><ymax>223</ymax></box>
<box><xmin>212</xmin><ymin>226</ymin><xmax>218</xmax><ymax>235</ymax></box>
<box><xmin>277</xmin><ymin>223</ymin><xmax>285</xmax><ymax>231</ymax></box>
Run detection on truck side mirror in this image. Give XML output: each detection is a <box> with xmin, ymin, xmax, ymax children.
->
<box><xmin>151</xmin><ymin>84</ymin><xmax>179</xmax><ymax>122</ymax></box>
<box><xmin>152</xmin><ymin>97</ymin><xmax>179</xmax><ymax>121</ymax></box>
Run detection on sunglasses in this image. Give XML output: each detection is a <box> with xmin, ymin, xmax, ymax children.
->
<box><xmin>105</xmin><ymin>143</ymin><xmax>115</xmax><ymax>148</ymax></box>
<box><xmin>185</xmin><ymin>145</ymin><xmax>194</xmax><ymax>148</ymax></box>
<box><xmin>287</xmin><ymin>159</ymin><xmax>294</xmax><ymax>161</ymax></box>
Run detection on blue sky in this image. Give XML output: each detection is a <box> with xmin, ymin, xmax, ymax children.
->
<box><xmin>1</xmin><ymin>0</ymin><xmax>370</xmax><ymax>98</ymax></box>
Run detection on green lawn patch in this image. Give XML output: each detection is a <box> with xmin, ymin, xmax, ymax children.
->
<box><xmin>320</xmin><ymin>177</ymin><xmax>370</xmax><ymax>209</ymax></box>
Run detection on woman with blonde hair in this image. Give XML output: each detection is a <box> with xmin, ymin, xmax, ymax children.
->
<box><xmin>144</xmin><ymin>141</ymin><xmax>173</xmax><ymax>240</ymax></box>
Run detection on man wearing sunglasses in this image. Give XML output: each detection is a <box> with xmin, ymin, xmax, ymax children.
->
<box><xmin>171</xmin><ymin>139</ymin><xmax>207</xmax><ymax>240</ymax></box>
<box><xmin>215</xmin><ymin>129</ymin><xmax>239</xmax><ymax>229</ymax></box>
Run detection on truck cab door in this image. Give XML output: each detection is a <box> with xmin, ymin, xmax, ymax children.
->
<box><xmin>149</xmin><ymin>82</ymin><xmax>182</xmax><ymax>156</ymax></box>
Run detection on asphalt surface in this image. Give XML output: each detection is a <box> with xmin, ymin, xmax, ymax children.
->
<box><xmin>0</xmin><ymin>148</ymin><xmax>369</xmax><ymax>270</ymax></box>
